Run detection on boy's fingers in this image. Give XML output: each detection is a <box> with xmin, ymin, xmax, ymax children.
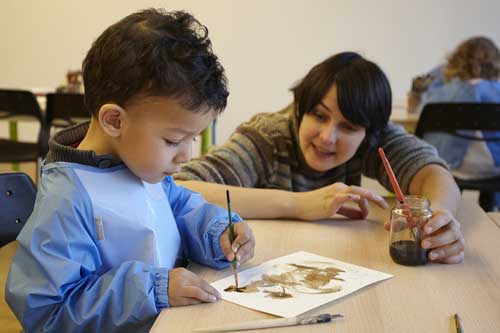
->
<box><xmin>235</xmin><ymin>238</ymin><xmax>255</xmax><ymax>263</ymax></box>
<box><xmin>182</xmin><ymin>286</ymin><xmax>218</xmax><ymax>303</ymax></box>
<box><xmin>220</xmin><ymin>235</ymin><xmax>235</xmax><ymax>261</ymax></box>
<box><xmin>171</xmin><ymin>297</ymin><xmax>203</xmax><ymax>307</ymax></box>
<box><xmin>197</xmin><ymin>277</ymin><xmax>221</xmax><ymax>300</ymax></box>
<box><xmin>233</xmin><ymin>226</ymin><xmax>253</xmax><ymax>251</ymax></box>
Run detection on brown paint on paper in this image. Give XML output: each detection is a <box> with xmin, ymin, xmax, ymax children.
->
<box><xmin>224</xmin><ymin>262</ymin><xmax>344</xmax><ymax>298</ymax></box>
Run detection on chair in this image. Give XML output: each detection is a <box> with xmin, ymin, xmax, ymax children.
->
<box><xmin>415</xmin><ymin>103</ymin><xmax>500</xmax><ymax>210</ymax></box>
<box><xmin>41</xmin><ymin>92</ymin><xmax>89</xmax><ymax>157</ymax></box>
<box><xmin>0</xmin><ymin>172</ymin><xmax>37</xmax><ymax>247</ymax></box>
<box><xmin>0</xmin><ymin>89</ymin><xmax>47</xmax><ymax>179</ymax></box>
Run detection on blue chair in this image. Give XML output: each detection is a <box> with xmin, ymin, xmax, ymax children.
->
<box><xmin>0</xmin><ymin>172</ymin><xmax>37</xmax><ymax>247</ymax></box>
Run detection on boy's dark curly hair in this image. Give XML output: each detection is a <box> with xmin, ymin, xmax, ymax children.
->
<box><xmin>82</xmin><ymin>8</ymin><xmax>228</xmax><ymax>116</ymax></box>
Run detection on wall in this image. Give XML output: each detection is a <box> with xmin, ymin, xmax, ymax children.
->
<box><xmin>1</xmin><ymin>0</ymin><xmax>499</xmax><ymax>143</ymax></box>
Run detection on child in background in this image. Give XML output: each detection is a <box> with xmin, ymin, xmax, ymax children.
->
<box><xmin>6</xmin><ymin>9</ymin><xmax>255</xmax><ymax>333</ymax></box>
<box><xmin>408</xmin><ymin>36</ymin><xmax>500</xmax><ymax>210</ymax></box>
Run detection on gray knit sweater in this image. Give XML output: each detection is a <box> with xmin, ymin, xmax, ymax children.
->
<box><xmin>174</xmin><ymin>104</ymin><xmax>447</xmax><ymax>194</ymax></box>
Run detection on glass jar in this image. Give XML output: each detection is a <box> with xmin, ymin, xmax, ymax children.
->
<box><xmin>389</xmin><ymin>195</ymin><xmax>432</xmax><ymax>266</ymax></box>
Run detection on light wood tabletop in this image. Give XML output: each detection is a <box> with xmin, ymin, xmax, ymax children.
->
<box><xmin>151</xmin><ymin>195</ymin><xmax>500</xmax><ymax>333</ymax></box>
<box><xmin>390</xmin><ymin>106</ymin><xmax>419</xmax><ymax>134</ymax></box>
<box><xmin>488</xmin><ymin>212</ymin><xmax>500</xmax><ymax>228</ymax></box>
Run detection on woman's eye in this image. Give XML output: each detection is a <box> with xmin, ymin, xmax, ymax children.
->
<box><xmin>164</xmin><ymin>139</ymin><xmax>180</xmax><ymax>147</ymax></box>
<box><xmin>340</xmin><ymin>123</ymin><xmax>357</xmax><ymax>132</ymax></box>
<box><xmin>313</xmin><ymin>112</ymin><xmax>326</xmax><ymax>122</ymax></box>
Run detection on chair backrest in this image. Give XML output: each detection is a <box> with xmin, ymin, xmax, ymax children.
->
<box><xmin>415</xmin><ymin>103</ymin><xmax>500</xmax><ymax>205</ymax></box>
<box><xmin>415</xmin><ymin>103</ymin><xmax>500</xmax><ymax>139</ymax></box>
<box><xmin>45</xmin><ymin>93</ymin><xmax>89</xmax><ymax>128</ymax></box>
<box><xmin>0</xmin><ymin>89</ymin><xmax>43</xmax><ymax>121</ymax></box>
<box><xmin>0</xmin><ymin>173</ymin><xmax>37</xmax><ymax>247</ymax></box>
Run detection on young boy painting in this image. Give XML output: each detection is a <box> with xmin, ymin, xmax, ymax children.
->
<box><xmin>6</xmin><ymin>9</ymin><xmax>255</xmax><ymax>333</ymax></box>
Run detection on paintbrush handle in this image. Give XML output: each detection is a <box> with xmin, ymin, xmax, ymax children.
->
<box><xmin>194</xmin><ymin>314</ymin><xmax>341</xmax><ymax>332</ymax></box>
<box><xmin>194</xmin><ymin>316</ymin><xmax>299</xmax><ymax>332</ymax></box>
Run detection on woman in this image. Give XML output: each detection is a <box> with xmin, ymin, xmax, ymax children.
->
<box><xmin>175</xmin><ymin>52</ymin><xmax>464</xmax><ymax>264</ymax></box>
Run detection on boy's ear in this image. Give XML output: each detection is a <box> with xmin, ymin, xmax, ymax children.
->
<box><xmin>98</xmin><ymin>104</ymin><xmax>126</xmax><ymax>138</ymax></box>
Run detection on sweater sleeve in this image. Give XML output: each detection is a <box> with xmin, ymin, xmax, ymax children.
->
<box><xmin>362</xmin><ymin>122</ymin><xmax>448</xmax><ymax>194</ymax></box>
<box><xmin>174</xmin><ymin>115</ymin><xmax>276</xmax><ymax>188</ymax></box>
<box><xmin>5</xmin><ymin>168</ymin><xmax>166</xmax><ymax>333</ymax></box>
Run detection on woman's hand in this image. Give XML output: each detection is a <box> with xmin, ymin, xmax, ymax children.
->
<box><xmin>420</xmin><ymin>209</ymin><xmax>465</xmax><ymax>264</ymax></box>
<box><xmin>293</xmin><ymin>183</ymin><xmax>388</xmax><ymax>221</ymax></box>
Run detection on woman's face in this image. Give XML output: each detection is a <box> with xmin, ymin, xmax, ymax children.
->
<box><xmin>298</xmin><ymin>85</ymin><xmax>366</xmax><ymax>172</ymax></box>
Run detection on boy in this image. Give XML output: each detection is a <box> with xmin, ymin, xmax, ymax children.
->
<box><xmin>6</xmin><ymin>9</ymin><xmax>255</xmax><ymax>333</ymax></box>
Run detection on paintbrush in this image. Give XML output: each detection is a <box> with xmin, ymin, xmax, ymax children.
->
<box><xmin>226</xmin><ymin>190</ymin><xmax>239</xmax><ymax>289</ymax></box>
<box><xmin>453</xmin><ymin>313</ymin><xmax>464</xmax><ymax>333</ymax></box>
<box><xmin>194</xmin><ymin>313</ymin><xmax>344</xmax><ymax>332</ymax></box>
<box><xmin>378</xmin><ymin>147</ymin><xmax>418</xmax><ymax>240</ymax></box>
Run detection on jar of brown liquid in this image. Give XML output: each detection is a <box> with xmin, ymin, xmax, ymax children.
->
<box><xmin>389</xmin><ymin>195</ymin><xmax>432</xmax><ymax>266</ymax></box>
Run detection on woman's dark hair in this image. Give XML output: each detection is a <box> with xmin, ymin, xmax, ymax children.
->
<box><xmin>291</xmin><ymin>52</ymin><xmax>392</xmax><ymax>146</ymax></box>
<box><xmin>82</xmin><ymin>8</ymin><xmax>228</xmax><ymax>116</ymax></box>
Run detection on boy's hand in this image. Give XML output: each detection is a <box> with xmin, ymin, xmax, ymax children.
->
<box><xmin>168</xmin><ymin>268</ymin><xmax>221</xmax><ymax>306</ymax></box>
<box><xmin>219</xmin><ymin>222</ymin><xmax>255</xmax><ymax>265</ymax></box>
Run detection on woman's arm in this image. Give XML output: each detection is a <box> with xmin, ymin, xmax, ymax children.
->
<box><xmin>177</xmin><ymin>181</ymin><xmax>298</xmax><ymax>219</ymax></box>
<box><xmin>409</xmin><ymin>164</ymin><xmax>460</xmax><ymax>213</ymax></box>
<box><xmin>178</xmin><ymin>180</ymin><xmax>388</xmax><ymax>221</ymax></box>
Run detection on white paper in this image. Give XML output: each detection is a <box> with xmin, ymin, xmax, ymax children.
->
<box><xmin>212</xmin><ymin>251</ymin><xmax>392</xmax><ymax>317</ymax></box>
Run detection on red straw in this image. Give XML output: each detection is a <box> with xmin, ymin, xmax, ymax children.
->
<box><xmin>378</xmin><ymin>147</ymin><xmax>416</xmax><ymax>229</ymax></box>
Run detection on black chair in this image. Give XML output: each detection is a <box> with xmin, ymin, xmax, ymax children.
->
<box><xmin>41</xmin><ymin>93</ymin><xmax>89</xmax><ymax>157</ymax></box>
<box><xmin>415</xmin><ymin>103</ymin><xmax>500</xmax><ymax>211</ymax></box>
<box><xmin>0</xmin><ymin>89</ymin><xmax>47</xmax><ymax>178</ymax></box>
<box><xmin>0</xmin><ymin>172</ymin><xmax>37</xmax><ymax>247</ymax></box>
<box><xmin>45</xmin><ymin>92</ymin><xmax>88</xmax><ymax>128</ymax></box>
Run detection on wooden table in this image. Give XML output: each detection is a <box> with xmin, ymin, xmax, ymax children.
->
<box><xmin>151</xmin><ymin>196</ymin><xmax>500</xmax><ymax>333</ymax></box>
<box><xmin>488</xmin><ymin>212</ymin><xmax>500</xmax><ymax>228</ymax></box>
<box><xmin>390</xmin><ymin>106</ymin><xmax>419</xmax><ymax>134</ymax></box>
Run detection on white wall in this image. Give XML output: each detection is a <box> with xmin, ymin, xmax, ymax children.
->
<box><xmin>1</xmin><ymin>0</ymin><xmax>499</xmax><ymax>143</ymax></box>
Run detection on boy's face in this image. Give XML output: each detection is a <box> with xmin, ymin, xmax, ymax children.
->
<box><xmin>115</xmin><ymin>96</ymin><xmax>214</xmax><ymax>183</ymax></box>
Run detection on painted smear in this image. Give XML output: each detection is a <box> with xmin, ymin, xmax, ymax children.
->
<box><xmin>224</xmin><ymin>262</ymin><xmax>343</xmax><ymax>298</ymax></box>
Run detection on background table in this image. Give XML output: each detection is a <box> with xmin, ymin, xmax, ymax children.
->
<box><xmin>488</xmin><ymin>212</ymin><xmax>500</xmax><ymax>228</ymax></box>
<box><xmin>390</xmin><ymin>106</ymin><xmax>419</xmax><ymax>134</ymax></box>
<box><xmin>152</xmin><ymin>196</ymin><xmax>500</xmax><ymax>333</ymax></box>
